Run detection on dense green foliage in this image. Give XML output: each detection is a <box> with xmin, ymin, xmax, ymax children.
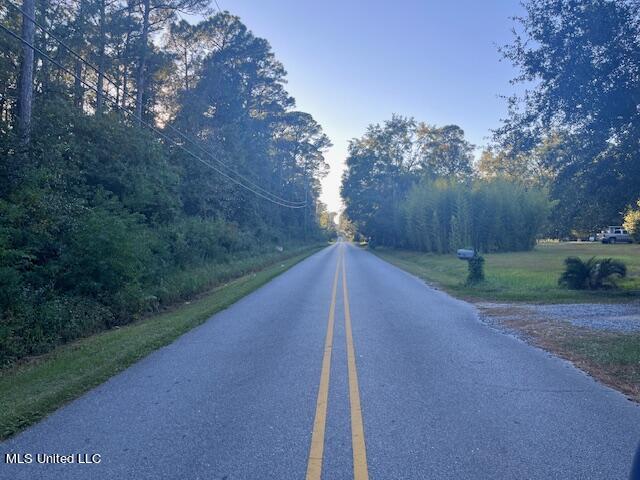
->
<box><xmin>341</xmin><ymin>116</ymin><xmax>550</xmax><ymax>252</ymax></box>
<box><xmin>0</xmin><ymin>248</ymin><xmax>316</xmax><ymax>439</ymax></box>
<box><xmin>0</xmin><ymin>7</ymin><xmax>331</xmax><ymax>365</ymax></box>
<box><xmin>559</xmin><ymin>257</ymin><xmax>627</xmax><ymax>290</ymax></box>
<box><xmin>493</xmin><ymin>0</ymin><xmax>640</xmax><ymax>234</ymax></box>
<box><xmin>402</xmin><ymin>179</ymin><xmax>549</xmax><ymax>253</ymax></box>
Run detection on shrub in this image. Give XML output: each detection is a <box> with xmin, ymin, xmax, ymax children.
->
<box><xmin>558</xmin><ymin>257</ymin><xmax>627</xmax><ymax>290</ymax></box>
<box><xmin>590</xmin><ymin>258</ymin><xmax>628</xmax><ymax>289</ymax></box>
<box><xmin>57</xmin><ymin>205</ymin><xmax>154</xmax><ymax>317</ymax></box>
<box><xmin>624</xmin><ymin>200</ymin><xmax>640</xmax><ymax>243</ymax></box>
<box><xmin>466</xmin><ymin>255</ymin><xmax>485</xmax><ymax>284</ymax></box>
<box><xmin>0</xmin><ymin>294</ymin><xmax>114</xmax><ymax>365</ymax></box>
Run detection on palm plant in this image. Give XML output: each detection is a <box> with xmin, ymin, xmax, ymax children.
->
<box><xmin>589</xmin><ymin>258</ymin><xmax>627</xmax><ymax>289</ymax></box>
<box><xmin>558</xmin><ymin>257</ymin><xmax>592</xmax><ymax>289</ymax></box>
<box><xmin>558</xmin><ymin>257</ymin><xmax>627</xmax><ymax>290</ymax></box>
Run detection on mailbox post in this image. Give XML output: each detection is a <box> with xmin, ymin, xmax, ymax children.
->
<box><xmin>457</xmin><ymin>249</ymin><xmax>475</xmax><ymax>260</ymax></box>
<box><xmin>457</xmin><ymin>248</ymin><xmax>484</xmax><ymax>283</ymax></box>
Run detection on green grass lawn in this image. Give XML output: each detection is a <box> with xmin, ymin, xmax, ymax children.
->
<box><xmin>0</xmin><ymin>246</ymin><xmax>321</xmax><ymax>440</ymax></box>
<box><xmin>375</xmin><ymin>242</ymin><xmax>640</xmax><ymax>303</ymax></box>
<box><xmin>563</xmin><ymin>332</ymin><xmax>640</xmax><ymax>397</ymax></box>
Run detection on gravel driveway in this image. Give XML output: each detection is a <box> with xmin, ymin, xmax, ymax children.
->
<box><xmin>477</xmin><ymin>302</ymin><xmax>640</xmax><ymax>333</ymax></box>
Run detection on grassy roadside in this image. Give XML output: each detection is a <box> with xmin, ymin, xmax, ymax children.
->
<box><xmin>373</xmin><ymin>243</ymin><xmax>640</xmax><ymax>401</ymax></box>
<box><xmin>0</xmin><ymin>246</ymin><xmax>323</xmax><ymax>440</ymax></box>
<box><xmin>374</xmin><ymin>242</ymin><xmax>640</xmax><ymax>303</ymax></box>
<box><xmin>561</xmin><ymin>332</ymin><xmax>640</xmax><ymax>400</ymax></box>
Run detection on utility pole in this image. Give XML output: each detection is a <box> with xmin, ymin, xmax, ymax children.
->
<box><xmin>17</xmin><ymin>0</ymin><xmax>35</xmax><ymax>144</ymax></box>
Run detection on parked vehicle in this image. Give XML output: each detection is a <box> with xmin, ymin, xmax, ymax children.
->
<box><xmin>598</xmin><ymin>226</ymin><xmax>633</xmax><ymax>244</ymax></box>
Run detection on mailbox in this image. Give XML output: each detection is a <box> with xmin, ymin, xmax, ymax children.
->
<box><xmin>457</xmin><ymin>249</ymin><xmax>475</xmax><ymax>260</ymax></box>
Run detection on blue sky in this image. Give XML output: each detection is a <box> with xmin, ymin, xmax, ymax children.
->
<box><xmin>198</xmin><ymin>0</ymin><xmax>526</xmax><ymax>213</ymax></box>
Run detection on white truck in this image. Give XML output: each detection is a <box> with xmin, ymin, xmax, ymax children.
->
<box><xmin>599</xmin><ymin>226</ymin><xmax>633</xmax><ymax>244</ymax></box>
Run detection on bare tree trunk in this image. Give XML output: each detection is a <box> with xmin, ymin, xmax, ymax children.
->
<box><xmin>184</xmin><ymin>46</ymin><xmax>189</xmax><ymax>91</ymax></box>
<box><xmin>135</xmin><ymin>0</ymin><xmax>150</xmax><ymax>123</ymax></box>
<box><xmin>303</xmin><ymin>166</ymin><xmax>308</xmax><ymax>241</ymax></box>
<box><xmin>95</xmin><ymin>0</ymin><xmax>106</xmax><ymax>114</ymax></box>
<box><xmin>122</xmin><ymin>64</ymin><xmax>128</xmax><ymax>108</ymax></box>
<box><xmin>17</xmin><ymin>0</ymin><xmax>35</xmax><ymax>144</ymax></box>
<box><xmin>114</xmin><ymin>67</ymin><xmax>120</xmax><ymax>106</ymax></box>
<box><xmin>0</xmin><ymin>97</ymin><xmax>6</xmax><ymax>124</ymax></box>
<box><xmin>37</xmin><ymin>0</ymin><xmax>49</xmax><ymax>94</ymax></box>
<box><xmin>74</xmin><ymin>60</ymin><xmax>83</xmax><ymax>109</ymax></box>
<box><xmin>73</xmin><ymin>0</ymin><xmax>85</xmax><ymax>109</ymax></box>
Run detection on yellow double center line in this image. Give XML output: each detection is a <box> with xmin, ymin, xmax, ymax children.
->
<box><xmin>306</xmin><ymin>246</ymin><xmax>369</xmax><ymax>480</ymax></box>
<box><xmin>305</xmin><ymin>249</ymin><xmax>340</xmax><ymax>478</ymax></box>
<box><xmin>342</xmin><ymin>252</ymin><xmax>369</xmax><ymax>479</ymax></box>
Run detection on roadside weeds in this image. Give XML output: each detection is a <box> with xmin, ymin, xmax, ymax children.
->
<box><xmin>0</xmin><ymin>246</ymin><xmax>322</xmax><ymax>440</ymax></box>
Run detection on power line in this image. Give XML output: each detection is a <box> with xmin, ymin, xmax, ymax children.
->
<box><xmin>1</xmin><ymin>0</ymin><xmax>307</xmax><ymax>208</ymax></box>
<box><xmin>0</xmin><ymin>20</ymin><xmax>308</xmax><ymax>209</ymax></box>
<box><xmin>3</xmin><ymin>0</ymin><xmax>306</xmax><ymax>207</ymax></box>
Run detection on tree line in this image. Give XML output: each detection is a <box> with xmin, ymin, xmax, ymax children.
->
<box><xmin>492</xmin><ymin>0</ymin><xmax>640</xmax><ymax>237</ymax></box>
<box><xmin>342</xmin><ymin>0</ymin><xmax>640</xmax><ymax>247</ymax></box>
<box><xmin>0</xmin><ymin>3</ymin><xmax>331</xmax><ymax>364</ymax></box>
<box><xmin>340</xmin><ymin>116</ymin><xmax>550</xmax><ymax>252</ymax></box>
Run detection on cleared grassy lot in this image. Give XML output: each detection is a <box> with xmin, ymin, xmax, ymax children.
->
<box><xmin>375</xmin><ymin>242</ymin><xmax>640</xmax><ymax>303</ymax></box>
<box><xmin>376</xmin><ymin>242</ymin><xmax>640</xmax><ymax>400</ymax></box>
<box><xmin>0</xmin><ymin>246</ymin><xmax>321</xmax><ymax>440</ymax></box>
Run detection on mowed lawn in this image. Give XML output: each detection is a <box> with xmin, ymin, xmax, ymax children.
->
<box><xmin>376</xmin><ymin>242</ymin><xmax>640</xmax><ymax>303</ymax></box>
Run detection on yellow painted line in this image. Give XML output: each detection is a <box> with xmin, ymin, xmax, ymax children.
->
<box><xmin>342</xmin><ymin>251</ymin><xmax>370</xmax><ymax>480</ymax></box>
<box><xmin>305</xmin><ymin>248</ymin><xmax>342</xmax><ymax>480</ymax></box>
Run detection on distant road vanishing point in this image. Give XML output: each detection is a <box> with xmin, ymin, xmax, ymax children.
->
<box><xmin>2</xmin><ymin>242</ymin><xmax>640</xmax><ymax>479</ymax></box>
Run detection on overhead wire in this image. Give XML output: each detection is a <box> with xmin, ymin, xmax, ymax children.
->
<box><xmin>0</xmin><ymin>0</ymin><xmax>307</xmax><ymax>208</ymax></box>
<box><xmin>0</xmin><ymin>19</ymin><xmax>308</xmax><ymax>208</ymax></box>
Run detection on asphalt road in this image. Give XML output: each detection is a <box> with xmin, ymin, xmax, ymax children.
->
<box><xmin>2</xmin><ymin>242</ymin><xmax>640</xmax><ymax>479</ymax></box>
